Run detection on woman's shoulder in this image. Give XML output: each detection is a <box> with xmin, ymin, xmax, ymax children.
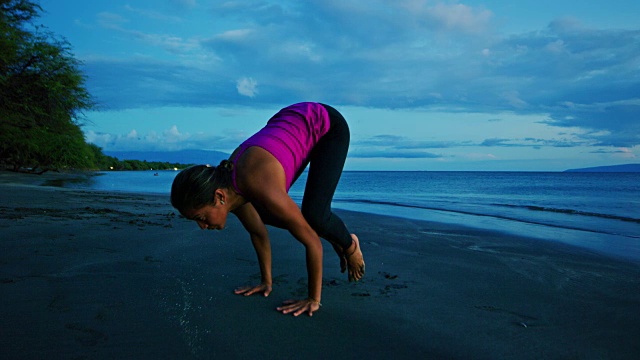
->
<box><xmin>229</xmin><ymin>146</ymin><xmax>242</xmax><ymax>162</ymax></box>
<box><xmin>235</xmin><ymin>147</ymin><xmax>287</xmax><ymax>192</ymax></box>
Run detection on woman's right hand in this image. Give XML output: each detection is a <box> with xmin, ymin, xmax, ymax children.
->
<box><xmin>234</xmin><ymin>283</ymin><xmax>272</xmax><ymax>297</ymax></box>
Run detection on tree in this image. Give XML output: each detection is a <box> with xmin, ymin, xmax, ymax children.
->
<box><xmin>1</xmin><ymin>0</ymin><xmax>95</xmax><ymax>172</ymax></box>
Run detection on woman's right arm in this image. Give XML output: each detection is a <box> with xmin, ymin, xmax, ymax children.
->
<box><xmin>232</xmin><ymin>202</ymin><xmax>273</xmax><ymax>296</ymax></box>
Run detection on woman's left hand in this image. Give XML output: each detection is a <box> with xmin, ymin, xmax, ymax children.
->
<box><xmin>276</xmin><ymin>298</ymin><xmax>321</xmax><ymax>317</ymax></box>
<box><xmin>234</xmin><ymin>283</ymin><xmax>272</xmax><ymax>297</ymax></box>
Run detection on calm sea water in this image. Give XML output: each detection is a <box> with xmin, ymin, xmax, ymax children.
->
<box><xmin>63</xmin><ymin>170</ymin><xmax>640</xmax><ymax>262</ymax></box>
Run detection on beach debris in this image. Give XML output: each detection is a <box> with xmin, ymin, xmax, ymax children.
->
<box><xmin>65</xmin><ymin>323</ymin><xmax>108</xmax><ymax>347</ymax></box>
<box><xmin>379</xmin><ymin>271</ymin><xmax>398</xmax><ymax>280</ymax></box>
<box><xmin>144</xmin><ymin>256</ymin><xmax>162</xmax><ymax>263</ymax></box>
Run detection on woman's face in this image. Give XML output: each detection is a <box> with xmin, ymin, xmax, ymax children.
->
<box><xmin>183</xmin><ymin>204</ymin><xmax>228</xmax><ymax>230</ymax></box>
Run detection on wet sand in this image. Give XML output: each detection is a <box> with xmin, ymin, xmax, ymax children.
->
<box><xmin>1</xmin><ymin>171</ymin><xmax>639</xmax><ymax>359</ymax></box>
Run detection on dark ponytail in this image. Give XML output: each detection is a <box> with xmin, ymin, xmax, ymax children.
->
<box><xmin>170</xmin><ymin>160</ymin><xmax>234</xmax><ymax>212</ymax></box>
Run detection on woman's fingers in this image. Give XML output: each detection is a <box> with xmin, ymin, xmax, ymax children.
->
<box><xmin>234</xmin><ymin>284</ymin><xmax>272</xmax><ymax>296</ymax></box>
<box><xmin>233</xmin><ymin>286</ymin><xmax>251</xmax><ymax>295</ymax></box>
<box><xmin>276</xmin><ymin>299</ymin><xmax>320</xmax><ymax>317</ymax></box>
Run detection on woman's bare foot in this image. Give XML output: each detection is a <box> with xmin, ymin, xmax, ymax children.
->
<box><xmin>344</xmin><ymin>234</ymin><xmax>365</xmax><ymax>282</ymax></box>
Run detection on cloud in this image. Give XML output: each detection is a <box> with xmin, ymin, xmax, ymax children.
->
<box><xmin>587</xmin><ymin>147</ymin><xmax>638</xmax><ymax>160</ymax></box>
<box><xmin>96</xmin><ymin>12</ymin><xmax>128</xmax><ymax>29</ymax></box>
<box><xmin>170</xmin><ymin>0</ymin><xmax>197</xmax><ymax>10</ymax></box>
<box><xmin>461</xmin><ymin>153</ymin><xmax>497</xmax><ymax>160</ymax></box>
<box><xmin>124</xmin><ymin>5</ymin><xmax>183</xmax><ymax>23</ymax></box>
<box><xmin>82</xmin><ymin>57</ymin><xmax>229</xmax><ymax>109</ymax></box>
<box><xmin>480</xmin><ymin>138</ymin><xmax>511</xmax><ymax>147</ymax></box>
<box><xmin>163</xmin><ymin>125</ymin><xmax>185</xmax><ymax>143</ymax></box>
<box><xmin>358</xmin><ymin>135</ymin><xmax>459</xmax><ymax>149</ymax></box>
<box><xmin>214</xmin><ymin>29</ymin><xmax>254</xmax><ymax>42</ymax></box>
<box><xmin>480</xmin><ymin>137</ymin><xmax>590</xmax><ymax>148</ymax></box>
<box><xmin>236</xmin><ymin>77</ymin><xmax>258</xmax><ymax>97</ymax></box>
<box><xmin>85</xmin><ymin>125</ymin><xmax>239</xmax><ymax>152</ymax></box>
<box><xmin>126</xmin><ymin>129</ymin><xmax>138</xmax><ymax>139</ymax></box>
<box><xmin>350</xmin><ymin>150</ymin><xmax>443</xmax><ymax>159</ymax></box>
<box><xmin>79</xmin><ymin>1</ymin><xmax>640</xmax><ymax>148</ymax></box>
<box><xmin>94</xmin><ymin>12</ymin><xmax>198</xmax><ymax>55</ymax></box>
<box><xmin>361</xmin><ymin>133</ymin><xmax>592</xmax><ymax>151</ymax></box>
<box><xmin>543</xmin><ymin>101</ymin><xmax>640</xmax><ymax>147</ymax></box>
<box><xmin>351</xmin><ymin>135</ymin><xmax>445</xmax><ymax>158</ymax></box>
<box><xmin>426</xmin><ymin>2</ymin><xmax>493</xmax><ymax>33</ymax></box>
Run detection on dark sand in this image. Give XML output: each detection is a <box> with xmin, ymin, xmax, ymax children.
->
<box><xmin>1</xmin><ymin>171</ymin><xmax>639</xmax><ymax>359</ymax></box>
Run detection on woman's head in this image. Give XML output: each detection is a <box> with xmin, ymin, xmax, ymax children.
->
<box><xmin>170</xmin><ymin>160</ymin><xmax>233</xmax><ymax>213</ymax></box>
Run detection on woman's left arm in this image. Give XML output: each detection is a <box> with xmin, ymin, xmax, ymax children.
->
<box><xmin>263</xmin><ymin>190</ymin><xmax>324</xmax><ymax>316</ymax></box>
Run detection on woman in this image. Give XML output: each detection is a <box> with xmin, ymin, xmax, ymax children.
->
<box><xmin>171</xmin><ymin>102</ymin><xmax>365</xmax><ymax>317</ymax></box>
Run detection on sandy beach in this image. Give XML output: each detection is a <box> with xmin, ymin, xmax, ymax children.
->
<box><xmin>1</xmin><ymin>171</ymin><xmax>639</xmax><ymax>359</ymax></box>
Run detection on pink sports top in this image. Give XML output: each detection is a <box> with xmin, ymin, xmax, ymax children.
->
<box><xmin>231</xmin><ymin>102</ymin><xmax>330</xmax><ymax>193</ymax></box>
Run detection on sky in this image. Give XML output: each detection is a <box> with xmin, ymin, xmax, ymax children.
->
<box><xmin>36</xmin><ymin>0</ymin><xmax>640</xmax><ymax>171</ymax></box>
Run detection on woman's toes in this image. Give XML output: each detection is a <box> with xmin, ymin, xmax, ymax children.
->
<box><xmin>345</xmin><ymin>234</ymin><xmax>365</xmax><ymax>282</ymax></box>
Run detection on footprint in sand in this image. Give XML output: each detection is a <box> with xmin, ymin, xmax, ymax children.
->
<box><xmin>380</xmin><ymin>271</ymin><xmax>398</xmax><ymax>280</ymax></box>
<box><xmin>474</xmin><ymin>305</ymin><xmax>540</xmax><ymax>327</ymax></box>
<box><xmin>48</xmin><ymin>295</ymin><xmax>71</xmax><ymax>313</ymax></box>
<box><xmin>65</xmin><ymin>323</ymin><xmax>108</xmax><ymax>346</ymax></box>
<box><xmin>144</xmin><ymin>255</ymin><xmax>162</xmax><ymax>263</ymax></box>
<box><xmin>378</xmin><ymin>272</ymin><xmax>408</xmax><ymax>296</ymax></box>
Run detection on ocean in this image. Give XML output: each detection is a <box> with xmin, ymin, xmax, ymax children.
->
<box><xmin>61</xmin><ymin>170</ymin><xmax>640</xmax><ymax>262</ymax></box>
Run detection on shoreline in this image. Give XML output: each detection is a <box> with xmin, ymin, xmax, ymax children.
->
<box><xmin>3</xmin><ymin>169</ymin><xmax>637</xmax><ymax>265</ymax></box>
<box><xmin>0</xmin><ymin>168</ymin><xmax>99</xmax><ymax>186</ymax></box>
<box><xmin>2</xmin><ymin>177</ymin><xmax>640</xmax><ymax>358</ymax></box>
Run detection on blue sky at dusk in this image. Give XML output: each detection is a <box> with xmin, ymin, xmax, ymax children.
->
<box><xmin>37</xmin><ymin>0</ymin><xmax>639</xmax><ymax>171</ymax></box>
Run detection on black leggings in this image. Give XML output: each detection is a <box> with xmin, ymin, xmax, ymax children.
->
<box><xmin>298</xmin><ymin>104</ymin><xmax>352</xmax><ymax>249</ymax></box>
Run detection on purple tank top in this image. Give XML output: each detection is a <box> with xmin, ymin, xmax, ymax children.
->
<box><xmin>232</xmin><ymin>102</ymin><xmax>330</xmax><ymax>193</ymax></box>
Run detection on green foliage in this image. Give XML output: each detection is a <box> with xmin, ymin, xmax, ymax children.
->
<box><xmin>116</xmin><ymin>159</ymin><xmax>190</xmax><ymax>171</ymax></box>
<box><xmin>1</xmin><ymin>0</ymin><xmax>96</xmax><ymax>172</ymax></box>
<box><xmin>85</xmin><ymin>144</ymin><xmax>191</xmax><ymax>171</ymax></box>
<box><xmin>0</xmin><ymin>1</ymin><xmax>192</xmax><ymax>173</ymax></box>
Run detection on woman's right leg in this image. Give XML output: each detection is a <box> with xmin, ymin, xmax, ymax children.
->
<box><xmin>301</xmin><ymin>104</ymin><xmax>364</xmax><ymax>281</ymax></box>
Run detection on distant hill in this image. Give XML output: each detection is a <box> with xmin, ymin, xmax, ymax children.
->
<box><xmin>564</xmin><ymin>164</ymin><xmax>640</xmax><ymax>173</ymax></box>
<box><xmin>104</xmin><ymin>149</ymin><xmax>230</xmax><ymax>165</ymax></box>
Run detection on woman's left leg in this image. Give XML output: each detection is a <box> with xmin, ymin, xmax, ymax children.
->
<box><xmin>301</xmin><ymin>104</ymin><xmax>352</xmax><ymax>249</ymax></box>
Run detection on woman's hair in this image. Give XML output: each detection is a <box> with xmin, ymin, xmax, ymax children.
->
<box><xmin>170</xmin><ymin>160</ymin><xmax>234</xmax><ymax>212</ymax></box>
